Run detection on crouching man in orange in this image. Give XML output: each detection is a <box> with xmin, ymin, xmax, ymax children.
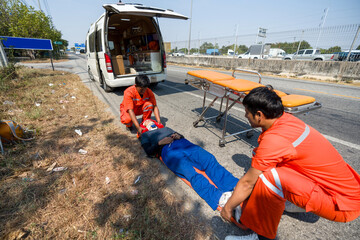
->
<box><xmin>120</xmin><ymin>75</ymin><xmax>161</xmax><ymax>136</ymax></box>
<box><xmin>221</xmin><ymin>87</ymin><xmax>360</xmax><ymax>240</ymax></box>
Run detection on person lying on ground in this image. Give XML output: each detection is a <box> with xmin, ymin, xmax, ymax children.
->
<box><xmin>221</xmin><ymin>86</ymin><xmax>360</xmax><ymax>240</ymax></box>
<box><xmin>139</xmin><ymin>119</ymin><xmax>239</xmax><ymax>211</ymax></box>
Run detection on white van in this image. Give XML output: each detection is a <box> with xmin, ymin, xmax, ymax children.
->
<box><xmin>86</xmin><ymin>3</ymin><xmax>187</xmax><ymax>92</ymax></box>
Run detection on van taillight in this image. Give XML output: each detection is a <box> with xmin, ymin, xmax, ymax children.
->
<box><xmin>163</xmin><ymin>52</ymin><xmax>167</xmax><ymax>68</ymax></box>
<box><xmin>331</xmin><ymin>55</ymin><xmax>334</xmax><ymax>59</ymax></box>
<box><xmin>104</xmin><ymin>53</ymin><xmax>113</xmax><ymax>73</ymax></box>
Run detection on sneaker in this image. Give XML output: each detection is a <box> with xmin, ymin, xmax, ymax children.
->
<box><xmin>218</xmin><ymin>191</ymin><xmax>232</xmax><ymax>207</ymax></box>
<box><xmin>225</xmin><ymin>233</ymin><xmax>259</xmax><ymax>240</ymax></box>
<box><xmin>284</xmin><ymin>200</ymin><xmax>306</xmax><ymax>213</ymax></box>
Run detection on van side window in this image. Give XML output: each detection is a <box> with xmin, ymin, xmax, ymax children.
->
<box><xmin>89</xmin><ymin>32</ymin><xmax>95</xmax><ymax>53</ymax></box>
<box><xmin>305</xmin><ymin>50</ymin><xmax>313</xmax><ymax>54</ymax></box>
<box><xmin>96</xmin><ymin>30</ymin><xmax>102</xmax><ymax>52</ymax></box>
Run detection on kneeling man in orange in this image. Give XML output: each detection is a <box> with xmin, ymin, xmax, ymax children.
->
<box><xmin>120</xmin><ymin>75</ymin><xmax>161</xmax><ymax>136</ymax></box>
<box><xmin>221</xmin><ymin>87</ymin><xmax>360</xmax><ymax>240</ymax></box>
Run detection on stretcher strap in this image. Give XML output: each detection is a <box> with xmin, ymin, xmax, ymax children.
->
<box><xmin>259</xmin><ymin>168</ymin><xmax>284</xmax><ymax>198</ymax></box>
<box><xmin>292</xmin><ymin>124</ymin><xmax>310</xmax><ymax>148</ymax></box>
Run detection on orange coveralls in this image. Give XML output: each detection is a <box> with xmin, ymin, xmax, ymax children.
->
<box><xmin>120</xmin><ymin>85</ymin><xmax>157</xmax><ymax>127</ymax></box>
<box><xmin>240</xmin><ymin>113</ymin><xmax>360</xmax><ymax>239</ymax></box>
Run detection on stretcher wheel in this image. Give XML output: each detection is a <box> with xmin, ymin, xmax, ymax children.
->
<box><xmin>216</xmin><ymin>115</ymin><xmax>222</xmax><ymax>122</ymax></box>
<box><xmin>246</xmin><ymin>130</ymin><xmax>254</xmax><ymax>138</ymax></box>
<box><xmin>219</xmin><ymin>139</ymin><xmax>226</xmax><ymax>147</ymax></box>
<box><xmin>193</xmin><ymin>120</ymin><xmax>200</xmax><ymax>128</ymax></box>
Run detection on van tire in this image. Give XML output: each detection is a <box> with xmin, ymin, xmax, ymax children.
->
<box><xmin>101</xmin><ymin>74</ymin><xmax>114</xmax><ymax>92</ymax></box>
<box><xmin>88</xmin><ymin>68</ymin><xmax>95</xmax><ymax>81</ymax></box>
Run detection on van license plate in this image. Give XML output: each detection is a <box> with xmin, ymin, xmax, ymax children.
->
<box><xmin>151</xmin><ymin>76</ymin><xmax>156</xmax><ymax>82</ymax></box>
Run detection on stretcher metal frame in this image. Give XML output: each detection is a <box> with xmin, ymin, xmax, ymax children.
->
<box><xmin>185</xmin><ymin>69</ymin><xmax>322</xmax><ymax>147</ymax></box>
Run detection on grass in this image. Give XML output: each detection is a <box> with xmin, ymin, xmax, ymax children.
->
<box><xmin>0</xmin><ymin>66</ymin><xmax>214</xmax><ymax>239</ymax></box>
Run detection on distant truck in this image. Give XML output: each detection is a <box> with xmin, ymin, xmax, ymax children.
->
<box><xmin>206</xmin><ymin>49</ymin><xmax>219</xmax><ymax>55</ymax></box>
<box><xmin>227</xmin><ymin>49</ymin><xmax>235</xmax><ymax>56</ymax></box>
<box><xmin>268</xmin><ymin>48</ymin><xmax>286</xmax><ymax>58</ymax></box>
<box><xmin>283</xmin><ymin>49</ymin><xmax>333</xmax><ymax>61</ymax></box>
<box><xmin>238</xmin><ymin>43</ymin><xmax>271</xmax><ymax>59</ymax></box>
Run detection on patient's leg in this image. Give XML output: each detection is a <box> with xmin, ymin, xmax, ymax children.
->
<box><xmin>161</xmin><ymin>139</ymin><xmax>224</xmax><ymax>210</ymax></box>
<box><xmin>186</xmin><ymin>142</ymin><xmax>239</xmax><ymax>192</ymax></box>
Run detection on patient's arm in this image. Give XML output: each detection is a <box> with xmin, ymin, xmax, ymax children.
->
<box><xmin>158</xmin><ymin>137</ymin><xmax>173</xmax><ymax>145</ymax></box>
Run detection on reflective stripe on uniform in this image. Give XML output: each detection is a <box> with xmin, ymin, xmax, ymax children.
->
<box><xmin>143</xmin><ymin>105</ymin><xmax>154</xmax><ymax>110</ymax></box>
<box><xmin>292</xmin><ymin>124</ymin><xmax>310</xmax><ymax>148</ymax></box>
<box><xmin>143</xmin><ymin>97</ymin><xmax>150</xmax><ymax>100</ymax></box>
<box><xmin>132</xmin><ymin>98</ymin><xmax>140</xmax><ymax>101</ymax></box>
<box><xmin>259</xmin><ymin>168</ymin><xmax>284</xmax><ymax>198</ymax></box>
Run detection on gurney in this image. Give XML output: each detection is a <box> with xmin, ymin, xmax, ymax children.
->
<box><xmin>185</xmin><ymin>69</ymin><xmax>322</xmax><ymax>147</ymax></box>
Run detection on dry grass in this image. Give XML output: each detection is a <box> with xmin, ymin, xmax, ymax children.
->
<box><xmin>0</xmin><ymin>66</ymin><xmax>214</xmax><ymax>239</ymax></box>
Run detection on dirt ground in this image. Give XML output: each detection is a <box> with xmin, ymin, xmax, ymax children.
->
<box><xmin>0</xmin><ymin>67</ymin><xmax>214</xmax><ymax>240</ymax></box>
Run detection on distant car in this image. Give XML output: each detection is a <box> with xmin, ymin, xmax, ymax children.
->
<box><xmin>172</xmin><ymin>51</ymin><xmax>185</xmax><ymax>57</ymax></box>
<box><xmin>79</xmin><ymin>49</ymin><xmax>85</xmax><ymax>54</ymax></box>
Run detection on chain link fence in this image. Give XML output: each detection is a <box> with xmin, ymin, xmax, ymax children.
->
<box><xmin>169</xmin><ymin>24</ymin><xmax>360</xmax><ymax>56</ymax></box>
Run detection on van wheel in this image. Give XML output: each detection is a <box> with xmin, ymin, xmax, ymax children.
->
<box><xmin>103</xmin><ymin>80</ymin><xmax>114</xmax><ymax>92</ymax></box>
<box><xmin>88</xmin><ymin>68</ymin><xmax>95</xmax><ymax>81</ymax></box>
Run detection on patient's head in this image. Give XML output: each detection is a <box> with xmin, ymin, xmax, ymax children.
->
<box><xmin>143</xmin><ymin>119</ymin><xmax>158</xmax><ymax>131</ymax></box>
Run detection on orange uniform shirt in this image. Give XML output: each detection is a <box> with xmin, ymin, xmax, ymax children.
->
<box><xmin>252</xmin><ymin>113</ymin><xmax>360</xmax><ymax>211</ymax></box>
<box><xmin>120</xmin><ymin>85</ymin><xmax>157</xmax><ymax>114</ymax></box>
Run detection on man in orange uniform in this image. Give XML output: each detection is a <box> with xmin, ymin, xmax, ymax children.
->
<box><xmin>221</xmin><ymin>87</ymin><xmax>360</xmax><ymax>240</ymax></box>
<box><xmin>120</xmin><ymin>75</ymin><xmax>161</xmax><ymax>136</ymax></box>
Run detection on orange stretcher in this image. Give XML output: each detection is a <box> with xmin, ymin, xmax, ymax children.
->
<box><xmin>185</xmin><ymin>69</ymin><xmax>322</xmax><ymax>147</ymax></box>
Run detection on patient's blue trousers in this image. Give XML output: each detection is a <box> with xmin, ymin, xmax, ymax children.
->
<box><xmin>161</xmin><ymin>138</ymin><xmax>239</xmax><ymax>210</ymax></box>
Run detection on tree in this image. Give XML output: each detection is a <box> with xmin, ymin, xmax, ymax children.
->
<box><xmin>236</xmin><ymin>45</ymin><xmax>248</xmax><ymax>54</ymax></box>
<box><xmin>356</xmin><ymin>45</ymin><xmax>360</xmax><ymax>50</ymax></box>
<box><xmin>0</xmin><ymin>0</ymin><xmax>65</xmax><ymax>59</ymax></box>
<box><xmin>199</xmin><ymin>42</ymin><xmax>214</xmax><ymax>54</ymax></box>
<box><xmin>320</xmin><ymin>46</ymin><xmax>341</xmax><ymax>54</ymax></box>
<box><xmin>270</xmin><ymin>41</ymin><xmax>311</xmax><ymax>54</ymax></box>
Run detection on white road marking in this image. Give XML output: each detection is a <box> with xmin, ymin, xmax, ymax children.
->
<box><xmin>164</xmin><ymin>83</ymin><xmax>360</xmax><ymax>150</ymax></box>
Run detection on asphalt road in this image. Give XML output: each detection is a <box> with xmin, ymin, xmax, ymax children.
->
<box><xmin>21</xmin><ymin>53</ymin><xmax>360</xmax><ymax>240</ymax></box>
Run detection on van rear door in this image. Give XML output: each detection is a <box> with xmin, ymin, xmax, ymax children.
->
<box><xmin>103</xmin><ymin>4</ymin><xmax>188</xmax><ymax>20</ymax></box>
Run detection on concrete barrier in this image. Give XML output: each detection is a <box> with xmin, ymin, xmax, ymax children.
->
<box><xmin>168</xmin><ymin>56</ymin><xmax>360</xmax><ymax>80</ymax></box>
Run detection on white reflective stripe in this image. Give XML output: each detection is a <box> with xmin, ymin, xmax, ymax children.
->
<box><xmin>259</xmin><ymin>171</ymin><xmax>284</xmax><ymax>199</ymax></box>
<box><xmin>143</xmin><ymin>109</ymin><xmax>152</xmax><ymax>112</ymax></box>
<box><xmin>271</xmin><ymin>168</ymin><xmax>282</xmax><ymax>192</ymax></box>
<box><xmin>143</xmin><ymin>97</ymin><xmax>150</xmax><ymax>100</ymax></box>
<box><xmin>143</xmin><ymin>105</ymin><xmax>153</xmax><ymax>110</ymax></box>
<box><xmin>292</xmin><ymin>124</ymin><xmax>310</xmax><ymax>148</ymax></box>
<box><xmin>252</xmin><ymin>150</ymin><xmax>256</xmax><ymax>156</ymax></box>
<box><xmin>133</xmin><ymin>98</ymin><xmax>140</xmax><ymax>101</ymax></box>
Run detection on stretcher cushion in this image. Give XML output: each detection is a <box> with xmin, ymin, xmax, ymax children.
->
<box><xmin>215</xmin><ymin>79</ymin><xmax>264</xmax><ymax>92</ymax></box>
<box><xmin>274</xmin><ymin>90</ymin><xmax>288</xmax><ymax>97</ymax></box>
<box><xmin>281</xmin><ymin>95</ymin><xmax>315</xmax><ymax>107</ymax></box>
<box><xmin>187</xmin><ymin>70</ymin><xmax>235</xmax><ymax>82</ymax></box>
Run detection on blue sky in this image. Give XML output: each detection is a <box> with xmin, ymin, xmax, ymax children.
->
<box><xmin>25</xmin><ymin>0</ymin><xmax>360</xmax><ymax>48</ymax></box>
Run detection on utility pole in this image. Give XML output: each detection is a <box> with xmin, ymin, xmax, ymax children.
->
<box><xmin>345</xmin><ymin>25</ymin><xmax>360</xmax><ymax>61</ymax></box>
<box><xmin>37</xmin><ymin>0</ymin><xmax>42</xmax><ymax>11</ymax></box>
<box><xmin>187</xmin><ymin>0</ymin><xmax>193</xmax><ymax>55</ymax></box>
<box><xmin>315</xmin><ymin>8</ymin><xmax>329</xmax><ymax>50</ymax></box>
<box><xmin>233</xmin><ymin>24</ymin><xmax>238</xmax><ymax>57</ymax></box>
<box><xmin>295</xmin><ymin>30</ymin><xmax>304</xmax><ymax>60</ymax></box>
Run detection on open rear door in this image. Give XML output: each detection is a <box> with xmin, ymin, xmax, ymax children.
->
<box><xmin>103</xmin><ymin>3</ymin><xmax>188</xmax><ymax>20</ymax></box>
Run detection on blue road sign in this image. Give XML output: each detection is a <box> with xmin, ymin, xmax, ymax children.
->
<box><xmin>80</xmin><ymin>43</ymin><xmax>85</xmax><ymax>48</ymax></box>
<box><xmin>75</xmin><ymin>43</ymin><xmax>79</xmax><ymax>47</ymax></box>
<box><xmin>0</xmin><ymin>36</ymin><xmax>53</xmax><ymax>50</ymax></box>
